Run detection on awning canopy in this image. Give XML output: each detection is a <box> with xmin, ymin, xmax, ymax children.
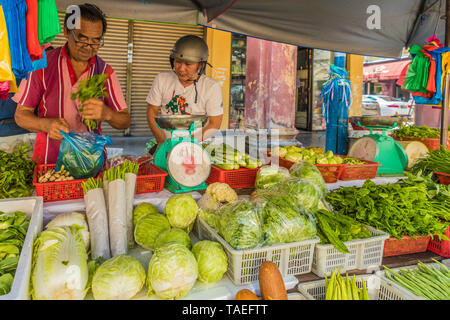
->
<box><xmin>363</xmin><ymin>59</ymin><xmax>411</xmax><ymax>82</ymax></box>
<box><xmin>55</xmin><ymin>0</ymin><xmax>447</xmax><ymax>58</ymax></box>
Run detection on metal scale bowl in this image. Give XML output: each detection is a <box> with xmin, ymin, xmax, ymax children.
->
<box><xmin>347</xmin><ymin>116</ymin><xmax>408</xmax><ymax>176</ymax></box>
<box><xmin>153</xmin><ymin>115</ymin><xmax>211</xmax><ymax>193</ymax></box>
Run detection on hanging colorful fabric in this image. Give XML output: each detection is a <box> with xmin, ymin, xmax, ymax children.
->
<box><xmin>0</xmin><ymin>0</ymin><xmax>33</xmax><ymax>80</ymax></box>
<box><xmin>31</xmin><ymin>47</ymin><xmax>47</xmax><ymax>71</ymax></box>
<box><xmin>401</xmin><ymin>44</ymin><xmax>430</xmax><ymax>94</ymax></box>
<box><xmin>26</xmin><ymin>0</ymin><xmax>43</xmax><ymax>61</ymax></box>
<box><xmin>37</xmin><ymin>0</ymin><xmax>61</xmax><ymax>45</ymax></box>
<box><xmin>321</xmin><ymin>64</ymin><xmax>352</xmax><ymax>155</ymax></box>
<box><xmin>0</xmin><ymin>4</ymin><xmax>17</xmax><ymax>93</ymax></box>
<box><xmin>0</xmin><ymin>80</ymin><xmax>9</xmax><ymax>100</ymax></box>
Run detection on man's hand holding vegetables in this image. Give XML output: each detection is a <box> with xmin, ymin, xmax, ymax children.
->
<box><xmin>13</xmin><ymin>4</ymin><xmax>130</xmax><ymax>164</ymax></box>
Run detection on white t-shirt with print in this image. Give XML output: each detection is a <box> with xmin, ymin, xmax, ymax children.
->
<box><xmin>146</xmin><ymin>71</ymin><xmax>223</xmax><ymax>139</ymax></box>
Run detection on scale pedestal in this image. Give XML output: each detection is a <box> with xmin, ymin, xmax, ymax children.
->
<box><xmin>348</xmin><ymin>122</ymin><xmax>408</xmax><ymax>176</ymax></box>
<box><xmin>153</xmin><ymin>115</ymin><xmax>211</xmax><ymax>194</ymax></box>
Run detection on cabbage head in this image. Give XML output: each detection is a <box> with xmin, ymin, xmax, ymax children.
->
<box><xmin>46</xmin><ymin>212</ymin><xmax>90</xmax><ymax>252</ymax></box>
<box><xmin>133</xmin><ymin>202</ymin><xmax>160</xmax><ymax>226</ymax></box>
<box><xmin>192</xmin><ymin>240</ymin><xmax>228</xmax><ymax>284</ymax></box>
<box><xmin>255</xmin><ymin>165</ymin><xmax>290</xmax><ymax>190</ymax></box>
<box><xmin>31</xmin><ymin>226</ymin><xmax>89</xmax><ymax>300</ymax></box>
<box><xmin>217</xmin><ymin>201</ymin><xmax>264</xmax><ymax>250</ymax></box>
<box><xmin>275</xmin><ymin>177</ymin><xmax>323</xmax><ymax>211</ymax></box>
<box><xmin>252</xmin><ymin>190</ymin><xmax>317</xmax><ymax>245</ymax></box>
<box><xmin>289</xmin><ymin>160</ymin><xmax>327</xmax><ymax>195</ymax></box>
<box><xmin>134</xmin><ymin>214</ymin><xmax>170</xmax><ymax>250</ymax></box>
<box><xmin>154</xmin><ymin>228</ymin><xmax>192</xmax><ymax>250</ymax></box>
<box><xmin>147</xmin><ymin>242</ymin><xmax>198</xmax><ymax>299</ymax></box>
<box><xmin>164</xmin><ymin>194</ymin><xmax>198</xmax><ymax>230</ymax></box>
<box><xmin>92</xmin><ymin>255</ymin><xmax>146</xmax><ymax>300</ymax></box>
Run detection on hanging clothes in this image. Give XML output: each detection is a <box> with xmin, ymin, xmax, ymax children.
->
<box><xmin>399</xmin><ymin>35</ymin><xmax>450</xmax><ymax>106</ymax></box>
<box><xmin>31</xmin><ymin>48</ymin><xmax>46</xmax><ymax>71</ymax></box>
<box><xmin>321</xmin><ymin>64</ymin><xmax>352</xmax><ymax>155</ymax></box>
<box><xmin>0</xmin><ymin>80</ymin><xmax>9</xmax><ymax>100</ymax></box>
<box><xmin>37</xmin><ymin>0</ymin><xmax>61</xmax><ymax>45</ymax></box>
<box><xmin>0</xmin><ymin>0</ymin><xmax>33</xmax><ymax>80</ymax></box>
<box><xmin>25</xmin><ymin>0</ymin><xmax>43</xmax><ymax>61</ymax></box>
<box><xmin>0</xmin><ymin>4</ymin><xmax>17</xmax><ymax>94</ymax></box>
<box><xmin>401</xmin><ymin>44</ymin><xmax>430</xmax><ymax>94</ymax></box>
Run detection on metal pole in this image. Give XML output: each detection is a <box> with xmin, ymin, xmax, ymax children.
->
<box><xmin>441</xmin><ymin>0</ymin><xmax>450</xmax><ymax>147</ymax></box>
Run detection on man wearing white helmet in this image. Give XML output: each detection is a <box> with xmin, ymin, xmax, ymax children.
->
<box><xmin>146</xmin><ymin>35</ymin><xmax>223</xmax><ymax>148</ymax></box>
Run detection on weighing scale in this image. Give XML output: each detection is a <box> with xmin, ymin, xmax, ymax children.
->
<box><xmin>347</xmin><ymin>118</ymin><xmax>408</xmax><ymax>176</ymax></box>
<box><xmin>153</xmin><ymin>115</ymin><xmax>211</xmax><ymax>193</ymax></box>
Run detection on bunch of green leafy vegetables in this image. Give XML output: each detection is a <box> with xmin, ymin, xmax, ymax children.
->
<box><xmin>71</xmin><ymin>74</ymin><xmax>109</xmax><ymax>131</ymax></box>
<box><xmin>0</xmin><ymin>211</ymin><xmax>30</xmax><ymax>296</ymax></box>
<box><xmin>391</xmin><ymin>125</ymin><xmax>441</xmax><ymax>140</ymax></box>
<box><xmin>312</xmin><ymin>209</ymin><xmax>373</xmax><ymax>253</ymax></box>
<box><xmin>410</xmin><ymin>146</ymin><xmax>450</xmax><ymax>175</ymax></box>
<box><xmin>325</xmin><ymin>172</ymin><xmax>450</xmax><ymax>240</ymax></box>
<box><xmin>0</xmin><ymin>144</ymin><xmax>36</xmax><ymax>199</ymax></box>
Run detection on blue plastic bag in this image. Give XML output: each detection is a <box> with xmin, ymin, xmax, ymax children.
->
<box><xmin>56</xmin><ymin>131</ymin><xmax>113</xmax><ymax>179</ymax></box>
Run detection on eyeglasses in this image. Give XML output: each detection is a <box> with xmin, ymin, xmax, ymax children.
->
<box><xmin>70</xmin><ymin>30</ymin><xmax>104</xmax><ymax>49</ymax></box>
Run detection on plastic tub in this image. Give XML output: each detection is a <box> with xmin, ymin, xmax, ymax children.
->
<box><xmin>0</xmin><ymin>197</ymin><xmax>43</xmax><ymax>300</ymax></box>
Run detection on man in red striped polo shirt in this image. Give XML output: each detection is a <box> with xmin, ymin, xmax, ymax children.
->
<box><xmin>13</xmin><ymin>4</ymin><xmax>130</xmax><ymax>164</ymax></box>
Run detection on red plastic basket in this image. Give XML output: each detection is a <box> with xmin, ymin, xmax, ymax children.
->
<box><xmin>34</xmin><ymin>161</ymin><xmax>168</xmax><ymax>202</ymax></box>
<box><xmin>33</xmin><ymin>164</ymin><xmax>89</xmax><ymax>202</ymax></box>
<box><xmin>135</xmin><ymin>162</ymin><xmax>168</xmax><ymax>194</ymax></box>
<box><xmin>427</xmin><ymin>225</ymin><xmax>450</xmax><ymax>258</ymax></box>
<box><xmin>382</xmin><ymin>235</ymin><xmax>431</xmax><ymax>257</ymax></box>
<box><xmin>206</xmin><ymin>165</ymin><xmax>261</xmax><ymax>189</ymax></box>
<box><xmin>434</xmin><ymin>171</ymin><xmax>450</xmax><ymax>185</ymax></box>
<box><xmin>277</xmin><ymin>156</ymin><xmax>295</xmax><ymax>170</ymax></box>
<box><xmin>314</xmin><ymin>163</ymin><xmax>346</xmax><ymax>183</ymax></box>
<box><xmin>340</xmin><ymin>159</ymin><xmax>381</xmax><ymax>181</ymax></box>
<box><xmin>277</xmin><ymin>157</ymin><xmax>346</xmax><ymax>183</ymax></box>
<box><xmin>393</xmin><ymin>137</ymin><xmax>450</xmax><ymax>150</ymax></box>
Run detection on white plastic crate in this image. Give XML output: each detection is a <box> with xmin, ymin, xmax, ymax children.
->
<box><xmin>195</xmin><ymin>217</ymin><xmax>320</xmax><ymax>286</ymax></box>
<box><xmin>375</xmin><ymin>262</ymin><xmax>449</xmax><ymax>300</ymax></box>
<box><xmin>312</xmin><ymin>225</ymin><xmax>390</xmax><ymax>277</ymax></box>
<box><xmin>0</xmin><ymin>197</ymin><xmax>43</xmax><ymax>300</ymax></box>
<box><xmin>297</xmin><ymin>274</ymin><xmax>423</xmax><ymax>300</ymax></box>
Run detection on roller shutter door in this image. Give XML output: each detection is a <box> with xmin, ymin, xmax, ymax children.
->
<box><xmin>130</xmin><ymin>21</ymin><xmax>204</xmax><ymax>136</ymax></box>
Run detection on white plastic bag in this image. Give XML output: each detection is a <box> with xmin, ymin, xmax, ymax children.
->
<box><xmin>108</xmin><ymin>179</ymin><xmax>127</xmax><ymax>256</ymax></box>
<box><xmin>125</xmin><ymin>172</ymin><xmax>137</xmax><ymax>247</ymax></box>
<box><xmin>84</xmin><ymin>188</ymin><xmax>111</xmax><ymax>259</ymax></box>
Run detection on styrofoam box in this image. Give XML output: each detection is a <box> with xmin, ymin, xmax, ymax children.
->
<box><xmin>297</xmin><ymin>274</ymin><xmax>423</xmax><ymax>300</ymax></box>
<box><xmin>312</xmin><ymin>226</ymin><xmax>390</xmax><ymax>278</ymax></box>
<box><xmin>375</xmin><ymin>261</ymin><xmax>449</xmax><ymax>300</ymax></box>
<box><xmin>0</xmin><ymin>197</ymin><xmax>43</xmax><ymax>300</ymax></box>
<box><xmin>195</xmin><ymin>216</ymin><xmax>320</xmax><ymax>286</ymax></box>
